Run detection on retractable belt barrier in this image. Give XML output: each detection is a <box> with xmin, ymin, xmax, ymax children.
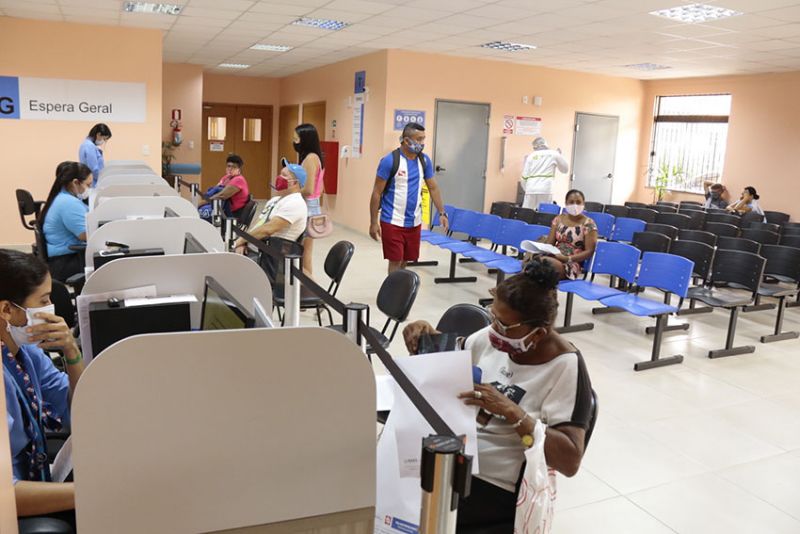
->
<box><xmin>172</xmin><ymin>175</ymin><xmax>201</xmax><ymax>207</ymax></box>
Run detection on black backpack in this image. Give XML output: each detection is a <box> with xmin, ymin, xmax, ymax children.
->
<box><xmin>383</xmin><ymin>148</ymin><xmax>428</xmax><ymax>197</ymax></box>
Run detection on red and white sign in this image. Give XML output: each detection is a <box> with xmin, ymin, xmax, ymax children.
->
<box><xmin>171</xmin><ymin>108</ymin><xmax>182</xmax><ymax>121</ymax></box>
<box><xmin>503</xmin><ymin>115</ymin><xmax>515</xmax><ymax>134</ymax></box>
<box><xmin>516</xmin><ymin>116</ymin><xmax>542</xmax><ymax>136</ymax></box>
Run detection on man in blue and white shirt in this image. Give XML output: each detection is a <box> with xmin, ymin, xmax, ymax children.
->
<box><xmin>369</xmin><ymin>123</ymin><xmax>448</xmax><ymax>273</ymax></box>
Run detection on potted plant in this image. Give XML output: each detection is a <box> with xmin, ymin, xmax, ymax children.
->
<box><xmin>653</xmin><ymin>160</ymin><xmax>685</xmax><ymax>202</ymax></box>
<box><xmin>162</xmin><ymin>141</ymin><xmax>177</xmax><ymax>179</ymax></box>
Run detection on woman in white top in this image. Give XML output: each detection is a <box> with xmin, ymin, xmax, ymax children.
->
<box><xmin>403</xmin><ymin>259</ymin><xmax>593</xmax><ymax>529</ymax></box>
<box><xmin>726</xmin><ymin>186</ymin><xmax>765</xmax><ymax>217</ymax></box>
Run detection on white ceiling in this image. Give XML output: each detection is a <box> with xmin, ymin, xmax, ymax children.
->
<box><xmin>4</xmin><ymin>0</ymin><xmax>800</xmax><ymax>79</ymax></box>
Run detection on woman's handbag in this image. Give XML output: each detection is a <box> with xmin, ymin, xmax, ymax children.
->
<box><xmin>306</xmin><ymin>213</ymin><xmax>333</xmax><ymax>238</ymax></box>
<box><xmin>514</xmin><ymin>419</ymin><xmax>557</xmax><ymax>534</ymax></box>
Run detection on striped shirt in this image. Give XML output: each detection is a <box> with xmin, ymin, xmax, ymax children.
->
<box><xmin>376</xmin><ymin>151</ymin><xmax>434</xmax><ymax>228</ymax></box>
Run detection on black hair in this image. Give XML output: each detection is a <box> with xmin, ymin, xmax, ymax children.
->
<box><xmin>565</xmin><ymin>189</ymin><xmax>585</xmax><ymax>202</ymax></box>
<box><xmin>87</xmin><ymin>123</ymin><xmax>112</xmax><ymax>140</ymax></box>
<box><xmin>294</xmin><ymin>123</ymin><xmax>323</xmax><ymax>168</ymax></box>
<box><xmin>402</xmin><ymin>122</ymin><xmax>425</xmax><ymax>138</ymax></box>
<box><xmin>226</xmin><ymin>154</ymin><xmax>244</xmax><ymax>168</ymax></box>
<box><xmin>744</xmin><ymin>186</ymin><xmax>760</xmax><ymax>200</ymax></box>
<box><xmin>492</xmin><ymin>257</ymin><xmax>560</xmax><ymax>326</ymax></box>
<box><xmin>0</xmin><ymin>249</ymin><xmax>49</xmax><ymax>306</ymax></box>
<box><xmin>39</xmin><ymin>162</ymin><xmax>93</xmax><ymax>231</ymax></box>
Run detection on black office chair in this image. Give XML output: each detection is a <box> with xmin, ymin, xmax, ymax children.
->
<box><xmin>604</xmin><ymin>204</ymin><xmax>629</xmax><ymax>218</ymax></box>
<box><xmin>740</xmin><ymin>228</ymin><xmax>779</xmax><ymax>246</ymax></box>
<box><xmin>670</xmin><ymin>240</ymin><xmax>716</xmax><ymax>316</ymax></box>
<box><xmin>512</xmin><ymin>207</ymin><xmax>536</xmax><ymax>224</ymax></box>
<box><xmin>259</xmin><ymin>236</ymin><xmax>304</xmax><ymax>301</ymax></box>
<box><xmin>656</xmin><ymin>201</ymin><xmax>679</xmax><ymax>208</ymax></box>
<box><xmin>739</xmin><ymin>211</ymin><xmax>764</xmax><ymax>228</ymax></box>
<box><xmin>686</xmin><ymin>250</ymin><xmax>766</xmax><ymax>358</ymax></box>
<box><xmin>632</xmin><ymin>231</ymin><xmax>671</xmax><ymax>255</ymax></box>
<box><xmin>780</xmin><ymin>234</ymin><xmax>800</xmax><ymax>249</ymax></box>
<box><xmin>51</xmin><ymin>280</ymin><xmax>77</xmax><ymax>329</ymax></box>
<box><xmin>782</xmin><ymin>226</ymin><xmax>800</xmax><ymax>237</ymax></box>
<box><xmin>654</xmin><ymin>212</ymin><xmax>691</xmax><ymax>230</ymax></box>
<box><xmin>706</xmin><ymin>208</ymin><xmax>730</xmax><ymax>215</ymax></box>
<box><xmin>624</xmin><ymin>201</ymin><xmax>648</xmax><ymax>208</ymax></box>
<box><xmin>436</xmin><ymin>303</ymin><xmax>492</xmax><ymax>338</ymax></box>
<box><xmin>764</xmin><ymin>210</ymin><xmax>790</xmax><ymax>226</ymax></box>
<box><xmin>584</xmin><ymin>201</ymin><xmax>604</xmax><ymax>213</ymax></box>
<box><xmin>237</xmin><ymin>198</ymin><xmax>258</xmax><ymax>229</ymax></box>
<box><xmin>490</xmin><ymin>201</ymin><xmax>515</xmax><ymax>219</ymax></box>
<box><xmin>678</xmin><ymin>229</ymin><xmax>717</xmax><ymax>247</ymax></box>
<box><xmin>752</xmin><ymin>245</ymin><xmax>800</xmax><ymax>344</ymax></box>
<box><xmin>651</xmin><ymin>204</ymin><xmax>678</xmax><ymax>214</ymax></box>
<box><xmin>18</xmin><ymin>517</ymin><xmax>74</xmax><ymax>534</ymax></box>
<box><xmin>704</xmin><ymin>221</ymin><xmax>739</xmax><ymax>238</ymax></box>
<box><xmin>748</xmin><ymin>221</ymin><xmax>780</xmax><ymax>233</ymax></box>
<box><xmin>530</xmin><ymin>212</ymin><xmax>557</xmax><ymax>227</ymax></box>
<box><xmin>16</xmin><ymin>189</ymin><xmax>45</xmax><ymax>231</ymax></box>
<box><xmin>717</xmin><ymin>236</ymin><xmax>761</xmax><ymax>254</ymax></box>
<box><xmin>645</xmin><ymin>223</ymin><xmax>679</xmax><ymax>241</ymax></box>
<box><xmin>678</xmin><ymin>209</ymin><xmax>706</xmax><ymax>230</ymax></box>
<box><xmin>706</xmin><ymin>212</ymin><xmax>740</xmax><ymax>226</ymax></box>
<box><xmin>627</xmin><ymin>207</ymin><xmax>658</xmax><ymax>223</ymax></box>
<box><xmin>273</xmin><ymin>241</ymin><xmax>355</xmax><ymax>326</ymax></box>
<box><xmin>679</xmin><ymin>200</ymin><xmax>703</xmax><ymax>209</ymax></box>
<box><xmin>781</xmin><ymin>222</ymin><xmax>800</xmax><ymax>234</ymax></box>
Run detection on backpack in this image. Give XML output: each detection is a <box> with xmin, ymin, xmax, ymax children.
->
<box><xmin>383</xmin><ymin>148</ymin><xmax>428</xmax><ymax>197</ymax></box>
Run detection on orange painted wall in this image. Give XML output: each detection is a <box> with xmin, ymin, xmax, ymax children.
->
<box><xmin>385</xmin><ymin>50</ymin><xmax>645</xmax><ymax>212</ymax></box>
<box><xmin>279</xmin><ymin>51</ymin><xmax>389</xmax><ymax>233</ymax></box>
<box><xmin>162</xmin><ymin>63</ymin><xmax>203</xmax><ymax>167</ymax></box>
<box><xmin>635</xmin><ymin>72</ymin><xmax>800</xmax><ymax>220</ymax></box>
<box><xmin>0</xmin><ymin>18</ymin><xmax>162</xmax><ymax>247</ymax></box>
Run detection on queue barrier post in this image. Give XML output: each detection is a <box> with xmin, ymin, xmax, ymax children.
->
<box><xmin>344</xmin><ymin>303</ymin><xmax>369</xmax><ymax>353</ymax></box>
<box><xmin>212</xmin><ymin>198</ymin><xmax>223</xmax><ymax>228</ymax></box>
<box><xmin>284</xmin><ymin>254</ymin><xmax>302</xmax><ymax>327</ymax></box>
<box><xmin>419</xmin><ymin>435</ymin><xmax>471</xmax><ymax>534</ymax></box>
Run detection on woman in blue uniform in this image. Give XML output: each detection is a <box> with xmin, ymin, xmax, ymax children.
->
<box><xmin>1</xmin><ymin>249</ymin><xmax>84</xmax><ymax>526</ymax></box>
<box><xmin>78</xmin><ymin>123</ymin><xmax>111</xmax><ymax>186</ymax></box>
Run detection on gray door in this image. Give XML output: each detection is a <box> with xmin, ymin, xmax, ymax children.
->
<box><xmin>570</xmin><ymin>113</ymin><xmax>619</xmax><ymax>205</ymax></box>
<box><xmin>432</xmin><ymin>100</ymin><xmax>490</xmax><ymax>213</ymax></box>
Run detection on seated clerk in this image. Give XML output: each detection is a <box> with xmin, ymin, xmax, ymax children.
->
<box><xmin>403</xmin><ymin>259</ymin><xmax>593</xmax><ymax>530</ymax></box>
<box><xmin>40</xmin><ymin>162</ymin><xmax>92</xmax><ymax>282</ymax></box>
<box><xmin>0</xmin><ymin>250</ymin><xmax>85</xmax><ymax>526</ymax></box>
<box><xmin>234</xmin><ymin>163</ymin><xmax>308</xmax><ymax>253</ymax></box>
<box><xmin>199</xmin><ymin>154</ymin><xmax>251</xmax><ymax>219</ymax></box>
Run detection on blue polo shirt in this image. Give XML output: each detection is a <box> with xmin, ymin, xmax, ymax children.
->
<box><xmin>79</xmin><ymin>137</ymin><xmax>103</xmax><ymax>186</ymax></box>
<box><xmin>42</xmin><ymin>189</ymin><xmax>88</xmax><ymax>257</ymax></box>
<box><xmin>376</xmin><ymin>151</ymin><xmax>433</xmax><ymax>228</ymax></box>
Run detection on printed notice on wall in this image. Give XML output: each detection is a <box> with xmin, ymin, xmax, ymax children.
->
<box><xmin>515</xmin><ymin>116</ymin><xmax>542</xmax><ymax>136</ymax></box>
<box><xmin>0</xmin><ymin>76</ymin><xmax>146</xmax><ymax>122</ymax></box>
<box><xmin>352</xmin><ymin>102</ymin><xmax>364</xmax><ymax>159</ymax></box>
<box><xmin>503</xmin><ymin>114</ymin><xmax>515</xmax><ymax>134</ymax></box>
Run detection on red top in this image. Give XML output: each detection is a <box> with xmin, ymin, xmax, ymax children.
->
<box><xmin>218</xmin><ymin>174</ymin><xmax>249</xmax><ymax>212</ymax></box>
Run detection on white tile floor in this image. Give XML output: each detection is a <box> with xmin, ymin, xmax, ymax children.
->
<box><xmin>298</xmin><ymin>226</ymin><xmax>800</xmax><ymax>533</ymax></box>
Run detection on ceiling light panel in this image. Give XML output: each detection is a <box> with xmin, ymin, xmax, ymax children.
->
<box><xmin>292</xmin><ymin>17</ymin><xmax>350</xmax><ymax>31</ymax></box>
<box><xmin>122</xmin><ymin>2</ymin><xmax>183</xmax><ymax>15</ymax></box>
<box><xmin>218</xmin><ymin>63</ymin><xmax>251</xmax><ymax>69</ymax></box>
<box><xmin>624</xmin><ymin>62</ymin><xmax>673</xmax><ymax>70</ymax></box>
<box><xmin>481</xmin><ymin>41</ymin><xmax>537</xmax><ymax>52</ymax></box>
<box><xmin>650</xmin><ymin>4</ymin><xmax>743</xmax><ymax>24</ymax></box>
<box><xmin>250</xmin><ymin>44</ymin><xmax>294</xmax><ymax>52</ymax></box>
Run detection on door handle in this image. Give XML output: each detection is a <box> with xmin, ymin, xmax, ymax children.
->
<box><xmin>605</xmin><ymin>173</ymin><xmax>614</xmax><ymax>179</ymax></box>
<box><xmin>435</xmin><ymin>165</ymin><xmax>446</xmax><ymax>173</ymax></box>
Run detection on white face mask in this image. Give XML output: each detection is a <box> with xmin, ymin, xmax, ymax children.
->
<box><xmin>487</xmin><ymin>325</ymin><xmax>540</xmax><ymax>357</ymax></box>
<box><xmin>77</xmin><ymin>187</ymin><xmax>91</xmax><ymax>200</ymax></box>
<box><xmin>565</xmin><ymin>204</ymin><xmax>585</xmax><ymax>216</ymax></box>
<box><xmin>95</xmin><ymin>139</ymin><xmax>105</xmax><ymax>147</ymax></box>
<box><xmin>5</xmin><ymin>303</ymin><xmax>54</xmax><ymax>348</ymax></box>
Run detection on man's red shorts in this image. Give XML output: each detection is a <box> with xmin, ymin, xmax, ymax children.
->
<box><xmin>380</xmin><ymin>222</ymin><xmax>421</xmax><ymax>262</ymax></box>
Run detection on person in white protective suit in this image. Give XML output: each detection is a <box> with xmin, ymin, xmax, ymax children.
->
<box><xmin>520</xmin><ymin>137</ymin><xmax>569</xmax><ymax>209</ymax></box>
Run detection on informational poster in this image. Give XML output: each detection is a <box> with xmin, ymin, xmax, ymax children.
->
<box><xmin>503</xmin><ymin>114</ymin><xmax>515</xmax><ymax>134</ymax></box>
<box><xmin>515</xmin><ymin>116</ymin><xmax>542</xmax><ymax>136</ymax></box>
<box><xmin>209</xmin><ymin>142</ymin><xmax>224</xmax><ymax>152</ymax></box>
<box><xmin>352</xmin><ymin>102</ymin><xmax>364</xmax><ymax>159</ymax></box>
<box><xmin>0</xmin><ymin>76</ymin><xmax>146</xmax><ymax>122</ymax></box>
<box><xmin>355</xmin><ymin>70</ymin><xmax>366</xmax><ymax>94</ymax></box>
<box><xmin>394</xmin><ymin>109</ymin><xmax>425</xmax><ymax>131</ymax></box>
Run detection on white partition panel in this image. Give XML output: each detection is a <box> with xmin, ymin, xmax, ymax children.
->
<box><xmin>97</xmin><ymin>166</ymin><xmax>155</xmax><ymax>180</ymax></box>
<box><xmin>91</xmin><ymin>183</ymin><xmax>179</xmax><ymax>209</ymax></box>
<box><xmin>86</xmin><ymin>196</ymin><xmax>198</xmax><ymax>235</ymax></box>
<box><xmin>105</xmin><ymin>160</ymin><xmax>151</xmax><ymax>167</ymax></box>
<box><xmin>72</xmin><ymin>328</ymin><xmax>376</xmax><ymax>534</ymax></box>
<box><xmin>96</xmin><ymin>173</ymin><xmax>167</xmax><ymax>189</ymax></box>
<box><xmin>85</xmin><ymin>217</ymin><xmax>224</xmax><ymax>264</ymax></box>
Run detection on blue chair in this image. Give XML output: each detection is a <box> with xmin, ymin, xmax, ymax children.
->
<box><xmin>556</xmin><ymin>242</ymin><xmax>640</xmax><ymax>333</ymax></box>
<box><xmin>597</xmin><ymin>252</ymin><xmax>694</xmax><ymax>371</ymax></box>
<box><xmin>483</xmin><ymin>223</ymin><xmax>551</xmax><ymax>273</ymax></box>
<box><xmin>538</xmin><ymin>203</ymin><xmax>561</xmax><ymax>215</ymax></box>
<box><xmin>423</xmin><ymin>207</ymin><xmax>474</xmax><ymax>246</ymax></box>
<box><xmin>610</xmin><ymin>217</ymin><xmax>646</xmax><ymax>243</ymax></box>
<box><xmin>463</xmin><ymin>217</ymin><xmax>519</xmax><ymax>264</ymax></box>
<box><xmin>586</xmin><ymin>211</ymin><xmax>615</xmax><ymax>240</ymax></box>
<box><xmin>434</xmin><ymin>210</ymin><xmax>484</xmax><ymax>284</ymax></box>
<box><xmin>420</xmin><ymin>204</ymin><xmax>455</xmax><ymax>239</ymax></box>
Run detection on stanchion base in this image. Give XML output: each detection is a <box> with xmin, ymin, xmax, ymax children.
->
<box><xmin>435</xmin><ymin>276</ymin><xmax>478</xmax><ymax>284</ymax></box>
<box><xmin>708</xmin><ymin>346</ymin><xmax>755</xmax><ymax>358</ymax></box>
<box><xmin>742</xmin><ymin>303</ymin><xmax>776</xmax><ymax>313</ymax></box>
<box><xmin>677</xmin><ymin>306</ymin><xmax>714</xmax><ymax>316</ymax></box>
<box><xmin>407</xmin><ymin>260</ymin><xmax>439</xmax><ymax>267</ymax></box>
<box><xmin>591</xmin><ymin>306</ymin><xmax>622</xmax><ymax>315</ymax></box>
<box><xmin>556</xmin><ymin>323</ymin><xmax>594</xmax><ymax>334</ymax></box>
<box><xmin>634</xmin><ymin>355</ymin><xmax>683</xmax><ymax>371</ymax></box>
<box><xmin>761</xmin><ymin>331</ymin><xmax>799</xmax><ymax>343</ymax></box>
<box><xmin>645</xmin><ymin>323</ymin><xmax>689</xmax><ymax>334</ymax></box>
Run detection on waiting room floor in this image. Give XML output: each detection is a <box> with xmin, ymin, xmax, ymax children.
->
<box><xmin>299</xmin><ymin>226</ymin><xmax>800</xmax><ymax>533</ymax></box>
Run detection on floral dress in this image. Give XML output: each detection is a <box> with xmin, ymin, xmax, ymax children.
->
<box><xmin>552</xmin><ymin>215</ymin><xmax>598</xmax><ymax>279</ymax></box>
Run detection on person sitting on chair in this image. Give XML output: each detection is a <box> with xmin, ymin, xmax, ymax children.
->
<box><xmin>403</xmin><ymin>259</ymin><xmax>593</xmax><ymax>530</ymax></box>
<box><xmin>198</xmin><ymin>154</ymin><xmax>250</xmax><ymax>221</ymax></box>
<box><xmin>1</xmin><ymin>249</ymin><xmax>85</xmax><ymax>530</ymax></box>
<box><xmin>535</xmin><ymin>189</ymin><xmax>597</xmax><ymax>280</ymax></box>
<box><xmin>726</xmin><ymin>186</ymin><xmax>764</xmax><ymax>217</ymax></box>
<box><xmin>703</xmin><ymin>180</ymin><xmax>729</xmax><ymax>209</ymax></box>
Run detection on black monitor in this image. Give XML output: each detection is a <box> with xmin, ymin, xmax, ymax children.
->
<box><xmin>183</xmin><ymin>233</ymin><xmax>207</xmax><ymax>254</ymax></box>
<box><xmin>200</xmin><ymin>276</ymin><xmax>255</xmax><ymax>330</ymax></box>
<box><xmin>164</xmin><ymin>206</ymin><xmax>180</xmax><ymax>218</ymax></box>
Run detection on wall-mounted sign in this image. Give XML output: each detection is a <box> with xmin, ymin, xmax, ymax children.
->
<box><xmin>0</xmin><ymin>76</ymin><xmax>146</xmax><ymax>122</ymax></box>
<box><xmin>394</xmin><ymin>109</ymin><xmax>425</xmax><ymax>131</ymax></box>
<box><xmin>209</xmin><ymin>141</ymin><xmax>224</xmax><ymax>152</ymax></box>
<box><xmin>515</xmin><ymin>116</ymin><xmax>542</xmax><ymax>136</ymax></box>
<box><xmin>502</xmin><ymin>115</ymin><xmax>515</xmax><ymax>134</ymax></box>
<box><xmin>354</xmin><ymin>70</ymin><xmax>366</xmax><ymax>94</ymax></box>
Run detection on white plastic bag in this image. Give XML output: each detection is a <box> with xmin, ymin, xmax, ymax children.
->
<box><xmin>514</xmin><ymin>419</ymin><xmax>557</xmax><ymax>534</ymax></box>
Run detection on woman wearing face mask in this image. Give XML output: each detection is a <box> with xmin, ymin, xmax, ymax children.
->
<box><xmin>1</xmin><ymin>249</ymin><xmax>85</xmax><ymax>528</ymax></box>
<box><xmin>726</xmin><ymin>186</ymin><xmax>765</xmax><ymax>217</ymax></box>
<box><xmin>403</xmin><ymin>259</ymin><xmax>593</xmax><ymax>529</ymax></box>
<box><xmin>40</xmin><ymin>162</ymin><xmax>92</xmax><ymax>282</ymax></box>
<box><xmin>539</xmin><ymin>189</ymin><xmax>597</xmax><ymax>280</ymax></box>
<box><xmin>292</xmin><ymin>124</ymin><xmax>325</xmax><ymax>275</ymax></box>
<box><xmin>78</xmin><ymin>123</ymin><xmax>111</xmax><ymax>186</ymax></box>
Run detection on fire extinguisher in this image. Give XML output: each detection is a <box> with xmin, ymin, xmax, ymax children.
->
<box><xmin>170</xmin><ymin>119</ymin><xmax>183</xmax><ymax>146</ymax></box>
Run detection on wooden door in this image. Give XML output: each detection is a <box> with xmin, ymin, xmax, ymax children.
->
<box><xmin>302</xmin><ymin>101</ymin><xmax>327</xmax><ymax>140</ymax></box>
<box><xmin>201</xmin><ymin>103</ymin><xmax>236</xmax><ymax>191</ymax></box>
<box><xmin>278</xmin><ymin>104</ymin><xmax>299</xmax><ymax>166</ymax></box>
<box><xmin>234</xmin><ymin>105</ymin><xmax>273</xmax><ymax>200</ymax></box>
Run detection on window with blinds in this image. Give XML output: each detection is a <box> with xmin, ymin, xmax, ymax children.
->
<box><xmin>648</xmin><ymin>94</ymin><xmax>731</xmax><ymax>193</ymax></box>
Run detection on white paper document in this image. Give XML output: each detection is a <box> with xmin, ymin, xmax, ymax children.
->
<box><xmin>124</xmin><ymin>294</ymin><xmax>197</xmax><ymax>307</ymax></box>
<box><xmin>375</xmin><ymin>374</ymin><xmax>396</xmax><ymax>412</ymax></box>
<box><xmin>50</xmin><ymin>436</ymin><xmax>72</xmax><ymax>483</ymax></box>
<box><xmin>520</xmin><ymin>240</ymin><xmax>561</xmax><ymax>256</ymax></box>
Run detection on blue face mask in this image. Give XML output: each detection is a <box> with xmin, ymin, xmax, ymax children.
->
<box><xmin>405</xmin><ymin>139</ymin><xmax>424</xmax><ymax>154</ymax></box>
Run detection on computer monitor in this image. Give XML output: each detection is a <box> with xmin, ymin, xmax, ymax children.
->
<box><xmin>252</xmin><ymin>298</ymin><xmax>274</xmax><ymax>328</ymax></box>
<box><xmin>164</xmin><ymin>206</ymin><xmax>180</xmax><ymax>218</ymax></box>
<box><xmin>183</xmin><ymin>233</ymin><xmax>207</xmax><ymax>254</ymax></box>
<box><xmin>200</xmin><ymin>276</ymin><xmax>255</xmax><ymax>331</ymax></box>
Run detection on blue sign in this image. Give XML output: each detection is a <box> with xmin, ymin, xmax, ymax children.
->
<box><xmin>394</xmin><ymin>109</ymin><xmax>425</xmax><ymax>131</ymax></box>
<box><xmin>0</xmin><ymin>76</ymin><xmax>21</xmax><ymax>119</ymax></box>
<box><xmin>354</xmin><ymin>70</ymin><xmax>366</xmax><ymax>94</ymax></box>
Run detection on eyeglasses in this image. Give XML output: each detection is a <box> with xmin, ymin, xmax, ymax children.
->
<box><xmin>487</xmin><ymin>307</ymin><xmax>540</xmax><ymax>335</ymax></box>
